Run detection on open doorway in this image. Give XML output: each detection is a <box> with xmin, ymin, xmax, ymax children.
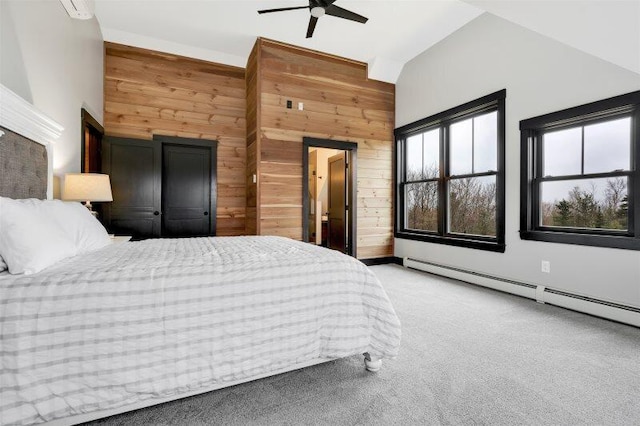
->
<box><xmin>80</xmin><ymin>108</ymin><xmax>104</xmax><ymax>173</ymax></box>
<box><xmin>80</xmin><ymin>108</ymin><xmax>105</xmax><ymax>218</ymax></box>
<box><xmin>302</xmin><ymin>137</ymin><xmax>357</xmax><ymax>257</ymax></box>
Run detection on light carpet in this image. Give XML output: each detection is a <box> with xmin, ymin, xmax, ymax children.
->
<box><xmin>87</xmin><ymin>264</ymin><xmax>640</xmax><ymax>425</ymax></box>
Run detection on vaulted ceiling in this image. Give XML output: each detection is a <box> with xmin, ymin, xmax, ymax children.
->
<box><xmin>94</xmin><ymin>0</ymin><xmax>640</xmax><ymax>83</ymax></box>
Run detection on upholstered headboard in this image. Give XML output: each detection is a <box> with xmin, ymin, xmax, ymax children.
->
<box><xmin>0</xmin><ymin>126</ymin><xmax>48</xmax><ymax>199</ymax></box>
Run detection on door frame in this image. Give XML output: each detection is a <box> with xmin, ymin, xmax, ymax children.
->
<box><xmin>302</xmin><ymin>137</ymin><xmax>357</xmax><ymax>257</ymax></box>
<box><xmin>153</xmin><ymin>135</ymin><xmax>218</xmax><ymax>236</ymax></box>
<box><xmin>80</xmin><ymin>108</ymin><xmax>104</xmax><ymax>173</ymax></box>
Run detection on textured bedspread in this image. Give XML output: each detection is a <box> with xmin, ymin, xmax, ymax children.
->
<box><xmin>0</xmin><ymin>236</ymin><xmax>401</xmax><ymax>425</ymax></box>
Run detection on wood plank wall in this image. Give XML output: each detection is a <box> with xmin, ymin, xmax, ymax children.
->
<box><xmin>246</xmin><ymin>39</ymin><xmax>395</xmax><ymax>259</ymax></box>
<box><xmin>104</xmin><ymin>43</ymin><xmax>247</xmax><ymax>236</ymax></box>
<box><xmin>245</xmin><ymin>43</ymin><xmax>260</xmax><ymax>235</ymax></box>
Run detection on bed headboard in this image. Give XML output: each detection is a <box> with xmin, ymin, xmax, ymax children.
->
<box><xmin>0</xmin><ymin>84</ymin><xmax>64</xmax><ymax>200</ymax></box>
<box><xmin>0</xmin><ymin>126</ymin><xmax>48</xmax><ymax>199</ymax></box>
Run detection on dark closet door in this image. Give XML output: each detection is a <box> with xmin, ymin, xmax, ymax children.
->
<box><xmin>102</xmin><ymin>137</ymin><xmax>162</xmax><ymax>238</ymax></box>
<box><xmin>162</xmin><ymin>144</ymin><xmax>213</xmax><ymax>237</ymax></box>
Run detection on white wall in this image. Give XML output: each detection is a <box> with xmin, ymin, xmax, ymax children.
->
<box><xmin>395</xmin><ymin>13</ymin><xmax>640</xmax><ymax>308</ymax></box>
<box><xmin>0</xmin><ymin>0</ymin><xmax>103</xmax><ymax>187</ymax></box>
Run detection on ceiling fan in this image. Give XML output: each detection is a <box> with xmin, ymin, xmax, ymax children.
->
<box><xmin>258</xmin><ymin>0</ymin><xmax>368</xmax><ymax>38</ymax></box>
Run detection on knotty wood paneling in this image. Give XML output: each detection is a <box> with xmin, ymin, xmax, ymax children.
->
<box><xmin>245</xmin><ymin>42</ymin><xmax>260</xmax><ymax>235</ymax></box>
<box><xmin>104</xmin><ymin>43</ymin><xmax>247</xmax><ymax>236</ymax></box>
<box><xmin>246</xmin><ymin>39</ymin><xmax>395</xmax><ymax>259</ymax></box>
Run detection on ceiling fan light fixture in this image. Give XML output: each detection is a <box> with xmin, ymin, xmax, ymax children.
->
<box><xmin>310</xmin><ymin>6</ymin><xmax>325</xmax><ymax>18</ymax></box>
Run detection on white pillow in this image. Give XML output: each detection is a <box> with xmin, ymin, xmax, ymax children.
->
<box><xmin>43</xmin><ymin>200</ymin><xmax>111</xmax><ymax>254</ymax></box>
<box><xmin>0</xmin><ymin>255</ymin><xmax>6</xmax><ymax>272</ymax></box>
<box><xmin>0</xmin><ymin>197</ymin><xmax>77</xmax><ymax>275</ymax></box>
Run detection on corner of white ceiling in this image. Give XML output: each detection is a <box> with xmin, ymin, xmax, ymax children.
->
<box><xmin>460</xmin><ymin>0</ymin><xmax>640</xmax><ymax>76</ymax></box>
<box><xmin>367</xmin><ymin>56</ymin><xmax>405</xmax><ymax>84</ymax></box>
<box><xmin>101</xmin><ymin>27</ymin><xmax>248</xmax><ymax>69</ymax></box>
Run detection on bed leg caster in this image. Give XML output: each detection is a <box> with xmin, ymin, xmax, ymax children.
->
<box><xmin>363</xmin><ymin>353</ymin><xmax>382</xmax><ymax>372</ymax></box>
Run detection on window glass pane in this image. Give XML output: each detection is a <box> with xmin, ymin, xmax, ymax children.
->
<box><xmin>540</xmin><ymin>177</ymin><xmax>628</xmax><ymax>230</ymax></box>
<box><xmin>448</xmin><ymin>176</ymin><xmax>496</xmax><ymax>236</ymax></box>
<box><xmin>422</xmin><ymin>128</ymin><xmax>440</xmax><ymax>179</ymax></box>
<box><xmin>450</xmin><ymin>118</ymin><xmax>473</xmax><ymax>175</ymax></box>
<box><xmin>473</xmin><ymin>111</ymin><xmax>497</xmax><ymax>173</ymax></box>
<box><xmin>406</xmin><ymin>182</ymin><xmax>438</xmax><ymax>231</ymax></box>
<box><xmin>406</xmin><ymin>134</ymin><xmax>423</xmax><ymax>180</ymax></box>
<box><xmin>584</xmin><ymin>117</ymin><xmax>631</xmax><ymax>174</ymax></box>
<box><xmin>543</xmin><ymin>127</ymin><xmax>582</xmax><ymax>176</ymax></box>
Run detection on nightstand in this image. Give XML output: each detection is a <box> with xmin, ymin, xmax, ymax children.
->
<box><xmin>110</xmin><ymin>235</ymin><xmax>132</xmax><ymax>244</ymax></box>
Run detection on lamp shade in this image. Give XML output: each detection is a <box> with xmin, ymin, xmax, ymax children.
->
<box><xmin>63</xmin><ymin>173</ymin><xmax>113</xmax><ymax>202</ymax></box>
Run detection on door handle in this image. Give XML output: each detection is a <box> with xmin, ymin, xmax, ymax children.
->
<box><xmin>204</xmin><ymin>212</ymin><xmax>209</xmax><ymax>216</ymax></box>
<box><xmin>153</xmin><ymin>211</ymin><xmax>160</xmax><ymax>216</ymax></box>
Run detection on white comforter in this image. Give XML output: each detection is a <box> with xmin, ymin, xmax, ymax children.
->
<box><xmin>0</xmin><ymin>236</ymin><xmax>401</xmax><ymax>425</ymax></box>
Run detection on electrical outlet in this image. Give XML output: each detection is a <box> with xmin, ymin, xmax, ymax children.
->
<box><xmin>298</xmin><ymin>102</ymin><xmax>304</xmax><ymax>111</ymax></box>
<box><xmin>541</xmin><ymin>260</ymin><xmax>551</xmax><ymax>273</ymax></box>
<box><xmin>286</xmin><ymin>100</ymin><xmax>292</xmax><ymax>109</ymax></box>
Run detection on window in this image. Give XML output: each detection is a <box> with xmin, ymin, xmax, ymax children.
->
<box><xmin>395</xmin><ymin>90</ymin><xmax>506</xmax><ymax>252</ymax></box>
<box><xmin>520</xmin><ymin>90</ymin><xmax>640</xmax><ymax>250</ymax></box>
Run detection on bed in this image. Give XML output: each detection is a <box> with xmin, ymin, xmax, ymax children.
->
<box><xmin>0</xmin><ymin>123</ymin><xmax>401</xmax><ymax>425</ymax></box>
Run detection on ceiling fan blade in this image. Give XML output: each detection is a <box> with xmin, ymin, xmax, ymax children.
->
<box><xmin>306</xmin><ymin>16</ymin><xmax>318</xmax><ymax>38</ymax></box>
<box><xmin>258</xmin><ymin>6</ymin><xmax>309</xmax><ymax>14</ymax></box>
<box><xmin>324</xmin><ymin>5</ymin><xmax>368</xmax><ymax>23</ymax></box>
<box><xmin>311</xmin><ymin>0</ymin><xmax>337</xmax><ymax>6</ymax></box>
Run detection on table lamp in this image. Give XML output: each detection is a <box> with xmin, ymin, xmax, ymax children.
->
<box><xmin>62</xmin><ymin>173</ymin><xmax>113</xmax><ymax>216</ymax></box>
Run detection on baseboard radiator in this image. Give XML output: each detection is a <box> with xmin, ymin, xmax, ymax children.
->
<box><xmin>403</xmin><ymin>257</ymin><xmax>640</xmax><ymax>328</ymax></box>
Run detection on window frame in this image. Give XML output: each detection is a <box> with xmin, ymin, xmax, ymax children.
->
<box><xmin>520</xmin><ymin>90</ymin><xmax>640</xmax><ymax>250</ymax></box>
<box><xmin>395</xmin><ymin>89</ymin><xmax>506</xmax><ymax>252</ymax></box>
